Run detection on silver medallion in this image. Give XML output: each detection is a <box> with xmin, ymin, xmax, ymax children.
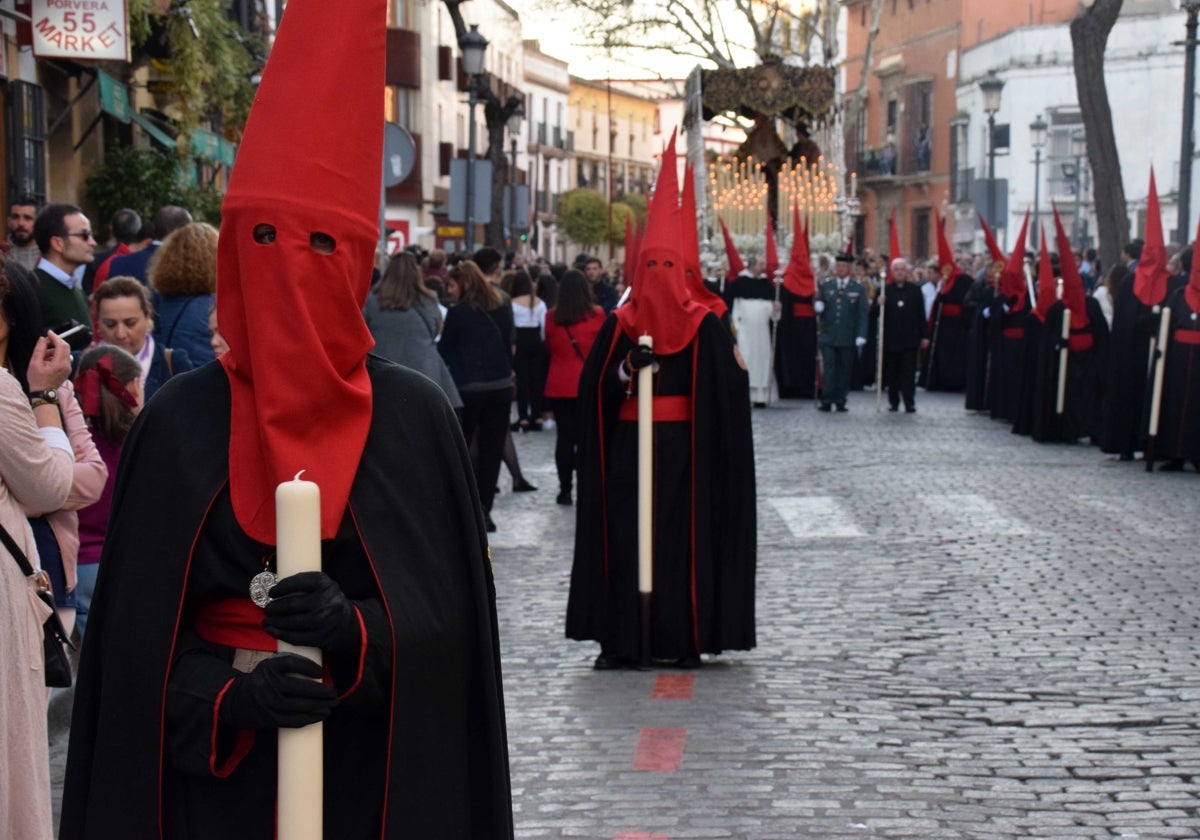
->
<box><xmin>249</xmin><ymin>570</ymin><xmax>277</xmax><ymax>608</ymax></box>
<box><xmin>1192</xmin><ymin>312</ymin><xmax>1197</xmax><ymax>321</ymax></box>
<box><xmin>898</xmin><ymin>300</ymin><xmax>905</xmax><ymax>307</ymax></box>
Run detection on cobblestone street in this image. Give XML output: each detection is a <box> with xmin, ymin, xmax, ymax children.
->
<box><xmin>50</xmin><ymin>390</ymin><xmax>1200</xmax><ymax>838</ymax></box>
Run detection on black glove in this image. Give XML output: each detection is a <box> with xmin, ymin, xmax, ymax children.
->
<box><xmin>218</xmin><ymin>653</ymin><xmax>338</xmax><ymax>730</ymax></box>
<box><xmin>264</xmin><ymin>571</ymin><xmax>359</xmax><ymax>653</ymax></box>
<box><xmin>628</xmin><ymin>344</ymin><xmax>656</xmax><ymax>371</ymax></box>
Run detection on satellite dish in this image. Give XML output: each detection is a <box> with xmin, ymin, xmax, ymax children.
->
<box><xmin>383</xmin><ymin>123</ymin><xmax>415</xmax><ymax>187</ymax></box>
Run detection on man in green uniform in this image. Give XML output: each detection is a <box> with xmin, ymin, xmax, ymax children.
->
<box><xmin>32</xmin><ymin>203</ymin><xmax>95</xmax><ymax>342</ymax></box>
<box><xmin>814</xmin><ymin>252</ymin><xmax>869</xmax><ymax>411</ymax></box>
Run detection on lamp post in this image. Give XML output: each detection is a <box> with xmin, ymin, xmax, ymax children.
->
<box><xmin>1178</xmin><ymin>0</ymin><xmax>1200</xmax><ymax>243</ymax></box>
<box><xmin>980</xmin><ymin>75</ymin><xmax>1005</xmax><ymax>232</ymax></box>
<box><xmin>1030</xmin><ymin>114</ymin><xmax>1048</xmax><ymax>250</ymax></box>
<box><xmin>459</xmin><ymin>24</ymin><xmax>488</xmax><ymax>253</ymax></box>
<box><xmin>507</xmin><ymin>103</ymin><xmax>524</xmax><ymax>252</ymax></box>
<box><xmin>1071</xmin><ymin>129</ymin><xmax>1087</xmax><ymax>251</ymax></box>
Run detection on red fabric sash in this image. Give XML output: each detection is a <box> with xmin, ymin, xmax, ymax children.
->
<box><xmin>618</xmin><ymin>395</ymin><xmax>693</xmax><ymax>422</ymax></box>
<box><xmin>940</xmin><ymin>303</ymin><xmax>962</xmax><ymax>317</ymax></box>
<box><xmin>792</xmin><ymin>303</ymin><xmax>814</xmax><ymax>317</ymax></box>
<box><xmin>1002</xmin><ymin>327</ymin><xmax>1024</xmax><ymax>340</ymax></box>
<box><xmin>1068</xmin><ymin>333</ymin><xmax>1094</xmax><ymax>353</ymax></box>
<box><xmin>194</xmin><ymin>599</ymin><xmax>276</xmax><ymax>651</ymax></box>
<box><xmin>1174</xmin><ymin>330</ymin><xmax>1200</xmax><ymax>346</ymax></box>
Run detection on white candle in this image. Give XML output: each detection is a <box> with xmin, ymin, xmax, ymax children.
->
<box><xmin>275</xmin><ymin>471</ymin><xmax>323</xmax><ymax>840</ymax></box>
<box><xmin>637</xmin><ymin>335</ymin><xmax>654</xmax><ymax>597</ymax></box>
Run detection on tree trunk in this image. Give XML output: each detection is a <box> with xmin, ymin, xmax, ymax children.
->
<box><xmin>1070</xmin><ymin>0</ymin><xmax>1125</xmax><ymax>272</ymax></box>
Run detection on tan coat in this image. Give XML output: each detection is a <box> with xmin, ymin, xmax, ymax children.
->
<box><xmin>0</xmin><ymin>367</ymin><xmax>73</xmax><ymax>840</ymax></box>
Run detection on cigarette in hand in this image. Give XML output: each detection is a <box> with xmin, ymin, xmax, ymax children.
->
<box><xmin>53</xmin><ymin>324</ymin><xmax>86</xmax><ymax>341</ymax></box>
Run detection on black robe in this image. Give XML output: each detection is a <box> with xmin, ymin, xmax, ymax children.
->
<box><xmin>566</xmin><ymin>314</ymin><xmax>756</xmax><ymax>661</ymax></box>
<box><xmin>1098</xmin><ymin>274</ymin><xmax>1188</xmax><ymax>457</ymax></box>
<box><xmin>1030</xmin><ymin>298</ymin><xmax>1110</xmax><ymax>444</ymax></box>
<box><xmin>963</xmin><ymin>281</ymin><xmax>995</xmax><ymax>412</ymax></box>
<box><xmin>1153</xmin><ymin>287</ymin><xmax>1200</xmax><ymax>465</ymax></box>
<box><xmin>921</xmin><ymin>273</ymin><xmax>973</xmax><ymax>391</ymax></box>
<box><xmin>61</xmin><ymin>358</ymin><xmax>513</xmax><ymax>839</ymax></box>
<box><xmin>775</xmin><ymin>286</ymin><xmax>818</xmax><ymax>398</ymax></box>
<box><xmin>1010</xmin><ymin>310</ymin><xmax>1046</xmax><ymax>437</ymax></box>
<box><xmin>988</xmin><ymin>299</ymin><xmax>1031</xmax><ymax>423</ymax></box>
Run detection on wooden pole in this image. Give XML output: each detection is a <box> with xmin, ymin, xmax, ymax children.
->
<box><xmin>637</xmin><ymin>334</ymin><xmax>654</xmax><ymax>667</ymax></box>
<box><xmin>275</xmin><ymin>473</ymin><xmax>323</xmax><ymax>840</ymax></box>
<box><xmin>1145</xmin><ymin>307</ymin><xmax>1171</xmax><ymax>472</ymax></box>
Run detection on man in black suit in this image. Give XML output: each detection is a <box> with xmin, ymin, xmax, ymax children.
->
<box><xmin>881</xmin><ymin>258</ymin><xmax>929</xmax><ymax>413</ymax></box>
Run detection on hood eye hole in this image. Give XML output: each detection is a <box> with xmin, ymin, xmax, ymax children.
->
<box><xmin>664</xmin><ymin>260</ymin><xmax>674</xmax><ymax>268</ymax></box>
<box><xmin>310</xmin><ymin>232</ymin><xmax>336</xmax><ymax>254</ymax></box>
<box><xmin>253</xmin><ymin>224</ymin><xmax>276</xmax><ymax>245</ymax></box>
<box><xmin>646</xmin><ymin>259</ymin><xmax>657</xmax><ymax>267</ymax></box>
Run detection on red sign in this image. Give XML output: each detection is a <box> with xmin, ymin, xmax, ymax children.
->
<box><xmin>385</xmin><ymin>219</ymin><xmax>410</xmax><ymax>256</ymax></box>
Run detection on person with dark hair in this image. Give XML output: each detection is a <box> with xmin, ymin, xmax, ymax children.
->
<box><xmin>107</xmin><ymin>204</ymin><xmax>194</xmax><ymax>284</ymax></box>
<box><xmin>542</xmin><ymin>269</ymin><xmax>604</xmax><ymax>505</ymax></box>
<box><xmin>149</xmin><ymin>222</ymin><xmax>220</xmax><ymax>364</ymax></box>
<box><xmin>583</xmin><ymin>256</ymin><xmax>617</xmax><ymax>313</ymax></box>
<box><xmin>84</xmin><ymin>207</ymin><xmax>144</xmax><ymax>293</ymax></box>
<box><xmin>363</xmin><ymin>251</ymin><xmax>461</xmax><ymax>412</ymax></box>
<box><xmin>72</xmin><ymin>344</ymin><xmax>143</xmax><ymax>638</ymax></box>
<box><xmin>92</xmin><ymin>276</ymin><xmax>195</xmax><ymax>401</ymax></box>
<box><xmin>31</xmin><ymin>202</ymin><xmax>96</xmax><ymax>346</ymax></box>
<box><xmin>5</xmin><ymin>194</ymin><xmax>41</xmax><ymax>271</ymax></box>
<box><xmin>504</xmin><ymin>268</ymin><xmax>548</xmax><ymax>432</ymax></box>
<box><xmin>439</xmin><ymin>260</ymin><xmax>516</xmax><ymax>531</ymax></box>
<box><xmin>1122</xmin><ymin>239</ymin><xmax>1144</xmax><ymax>275</ymax></box>
<box><xmin>473</xmin><ymin>246</ymin><xmax>504</xmax><ymax>283</ymax></box>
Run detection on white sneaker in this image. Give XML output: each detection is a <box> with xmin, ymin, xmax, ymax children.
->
<box><xmin>542</xmin><ymin>419</ymin><xmax>556</xmax><ymax>430</ymax></box>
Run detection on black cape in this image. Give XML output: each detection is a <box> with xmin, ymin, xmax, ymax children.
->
<box><xmin>566</xmin><ymin>314</ymin><xmax>756</xmax><ymax>661</ymax></box>
<box><xmin>1010</xmin><ymin>310</ymin><xmax>1046</xmax><ymax>437</ymax></box>
<box><xmin>775</xmin><ymin>287</ymin><xmax>818</xmax><ymax>399</ymax></box>
<box><xmin>1030</xmin><ymin>298</ymin><xmax>1110</xmax><ymax>444</ymax></box>
<box><xmin>61</xmin><ymin>358</ymin><xmax>513</xmax><ymax>839</ymax></box>
<box><xmin>1154</xmin><ymin>287</ymin><xmax>1200</xmax><ymax>464</ymax></box>
<box><xmin>921</xmin><ymin>273</ymin><xmax>973</xmax><ymax>391</ymax></box>
<box><xmin>963</xmin><ymin>281</ymin><xmax>996</xmax><ymax>412</ymax></box>
<box><xmin>988</xmin><ymin>300</ymin><xmax>1031</xmax><ymax>422</ymax></box>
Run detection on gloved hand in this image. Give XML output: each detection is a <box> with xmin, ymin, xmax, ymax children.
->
<box><xmin>627</xmin><ymin>344</ymin><xmax>656</xmax><ymax>371</ymax></box>
<box><xmin>813</xmin><ymin>300</ymin><xmax>825</xmax><ymax>314</ymax></box>
<box><xmin>218</xmin><ymin>653</ymin><xmax>338</xmax><ymax>730</ymax></box>
<box><xmin>982</xmin><ymin>306</ymin><xmax>991</xmax><ymax>319</ymax></box>
<box><xmin>264</xmin><ymin>571</ymin><xmax>359</xmax><ymax>653</ymax></box>
<box><xmin>855</xmin><ymin>337</ymin><xmax>867</xmax><ymax>349</ymax></box>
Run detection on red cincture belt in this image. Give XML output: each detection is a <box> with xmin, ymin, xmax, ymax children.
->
<box><xmin>1175</xmin><ymin>330</ymin><xmax>1200</xmax><ymax>345</ymax></box>
<box><xmin>1068</xmin><ymin>333</ymin><xmax>1094</xmax><ymax>352</ymax></box>
<box><xmin>792</xmin><ymin>303</ymin><xmax>815</xmax><ymax>317</ymax></box>
<box><xmin>194</xmin><ymin>599</ymin><xmax>276</xmax><ymax>651</ymax></box>
<box><xmin>1002</xmin><ymin>327</ymin><xmax>1024</xmax><ymax>339</ymax></box>
<box><xmin>941</xmin><ymin>303</ymin><xmax>962</xmax><ymax>316</ymax></box>
<box><xmin>618</xmin><ymin>395</ymin><xmax>693</xmax><ymax>422</ymax></box>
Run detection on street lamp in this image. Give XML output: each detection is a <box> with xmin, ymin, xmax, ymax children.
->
<box><xmin>1030</xmin><ymin>114</ymin><xmax>1048</xmax><ymax>250</ymax></box>
<box><xmin>459</xmin><ymin>24</ymin><xmax>488</xmax><ymax>252</ymax></box>
<box><xmin>1071</xmin><ymin>129</ymin><xmax>1087</xmax><ymax>251</ymax></box>
<box><xmin>1178</xmin><ymin>0</ymin><xmax>1200</xmax><ymax>243</ymax></box>
<box><xmin>980</xmin><ymin>75</ymin><xmax>1005</xmax><ymax>232</ymax></box>
<box><xmin>507</xmin><ymin>103</ymin><xmax>524</xmax><ymax>252</ymax></box>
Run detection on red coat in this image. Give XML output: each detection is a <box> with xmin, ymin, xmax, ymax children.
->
<box><xmin>543</xmin><ymin>307</ymin><xmax>605</xmax><ymax>399</ymax></box>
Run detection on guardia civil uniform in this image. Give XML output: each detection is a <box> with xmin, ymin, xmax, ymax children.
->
<box><xmin>815</xmin><ymin>267</ymin><xmax>869</xmax><ymax>410</ymax></box>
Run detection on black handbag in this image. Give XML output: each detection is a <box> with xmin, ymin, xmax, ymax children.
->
<box><xmin>0</xmin><ymin>520</ymin><xmax>74</xmax><ymax>687</ymax></box>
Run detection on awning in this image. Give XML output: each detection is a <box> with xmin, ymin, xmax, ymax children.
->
<box><xmin>96</xmin><ymin>70</ymin><xmax>131</xmax><ymax>123</ymax></box>
<box><xmin>130</xmin><ymin>111</ymin><xmax>176</xmax><ymax>149</ymax></box>
<box><xmin>189</xmin><ymin>127</ymin><xmax>237</xmax><ymax>167</ymax></box>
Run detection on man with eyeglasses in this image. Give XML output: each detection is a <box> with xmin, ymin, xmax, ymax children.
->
<box><xmin>32</xmin><ymin>203</ymin><xmax>95</xmax><ymax>343</ymax></box>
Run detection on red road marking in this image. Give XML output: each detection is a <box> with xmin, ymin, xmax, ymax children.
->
<box><xmin>650</xmin><ymin>674</ymin><xmax>695</xmax><ymax>700</ymax></box>
<box><xmin>613</xmin><ymin>834</ymin><xmax>668</xmax><ymax>840</ymax></box>
<box><xmin>632</xmin><ymin>727</ymin><xmax>687</xmax><ymax>771</ymax></box>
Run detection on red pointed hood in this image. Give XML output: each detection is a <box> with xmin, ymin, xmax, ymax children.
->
<box><xmin>615</xmin><ymin>130</ymin><xmax>708</xmax><ymax>355</ymax></box>
<box><xmin>886</xmin><ymin>210</ymin><xmax>900</xmax><ymax>284</ymax></box>
<box><xmin>1133</xmin><ymin>167</ymin><xmax>1170</xmax><ymax>307</ymax></box>
<box><xmin>1053</xmin><ymin>205</ymin><xmax>1089</xmax><ymax>331</ymax></box>
<box><xmin>1000</xmin><ymin>211</ymin><xmax>1030</xmax><ymax>309</ymax></box>
<box><xmin>1034</xmin><ymin>225</ymin><xmax>1057</xmax><ymax>323</ymax></box>
<box><xmin>720</xmin><ymin>217</ymin><xmax>745</xmax><ymax>281</ymax></box>
<box><xmin>1188</xmin><ymin>212</ymin><xmax>1200</xmax><ymax>314</ymax></box>
<box><xmin>782</xmin><ymin>206</ymin><xmax>814</xmax><ymax>297</ymax></box>
<box><xmin>681</xmin><ymin>164</ymin><xmax>727</xmax><ymax>318</ymax></box>
<box><xmin>936</xmin><ymin>214</ymin><xmax>956</xmax><ymax>283</ymax></box>
<box><xmin>765</xmin><ymin>220</ymin><xmax>780</xmax><ymax>279</ymax></box>
<box><xmin>217</xmin><ymin>0</ymin><xmax>384</xmax><ymax>543</ymax></box>
<box><xmin>979</xmin><ymin>214</ymin><xmax>1006</xmax><ymax>281</ymax></box>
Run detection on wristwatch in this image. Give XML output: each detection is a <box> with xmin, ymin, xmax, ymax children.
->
<box><xmin>29</xmin><ymin>389</ymin><xmax>59</xmax><ymax>407</ymax></box>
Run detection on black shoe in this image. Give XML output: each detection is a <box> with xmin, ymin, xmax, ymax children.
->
<box><xmin>556</xmin><ymin>490</ymin><xmax>572</xmax><ymax>506</ymax></box>
<box><xmin>1119</xmin><ymin>452</ymin><xmax>1134</xmax><ymax>462</ymax></box>
<box><xmin>484</xmin><ymin>513</ymin><xmax>497</xmax><ymax>532</ymax></box>
<box><xmin>835</xmin><ymin>404</ymin><xmax>848</xmax><ymax>412</ymax></box>
<box><xmin>513</xmin><ymin>479</ymin><xmax>538</xmax><ymax>492</ymax></box>
<box><xmin>593</xmin><ymin>652</ymin><xmax>627</xmax><ymax>670</ymax></box>
<box><xmin>510</xmin><ymin>421</ymin><xmax>522</xmax><ymax>432</ymax></box>
<box><xmin>528</xmin><ymin>420</ymin><xmax>543</xmax><ymax>431</ymax></box>
<box><xmin>752</xmin><ymin>401</ymin><xmax>767</xmax><ymax>408</ymax></box>
<box><xmin>817</xmin><ymin>403</ymin><xmax>832</xmax><ymax>412</ymax></box>
<box><xmin>905</xmin><ymin>406</ymin><xmax>916</xmax><ymax>413</ymax></box>
<box><xmin>1160</xmin><ymin>459</ymin><xmax>1185</xmax><ymax>472</ymax></box>
<box><xmin>888</xmin><ymin>405</ymin><xmax>899</xmax><ymax>412</ymax></box>
<box><xmin>674</xmin><ymin>655</ymin><xmax>702</xmax><ymax>669</ymax></box>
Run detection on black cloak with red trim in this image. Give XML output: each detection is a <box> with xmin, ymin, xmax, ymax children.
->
<box><xmin>60</xmin><ymin>359</ymin><xmax>513</xmax><ymax>838</ymax></box>
<box><xmin>565</xmin><ymin>312</ymin><xmax>757</xmax><ymax>661</ymax></box>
